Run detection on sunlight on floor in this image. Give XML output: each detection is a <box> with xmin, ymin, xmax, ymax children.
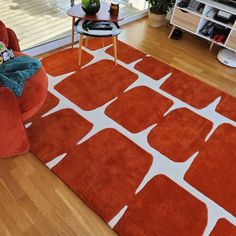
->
<box><xmin>1</xmin><ymin>0</ymin><xmax>142</xmax><ymax>50</ymax></box>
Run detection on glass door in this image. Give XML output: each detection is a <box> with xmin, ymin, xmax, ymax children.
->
<box><xmin>1</xmin><ymin>0</ymin><xmax>147</xmax><ymax>51</ymax></box>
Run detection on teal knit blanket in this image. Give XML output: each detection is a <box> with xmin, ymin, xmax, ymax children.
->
<box><xmin>0</xmin><ymin>56</ymin><xmax>41</xmax><ymax>96</ymax></box>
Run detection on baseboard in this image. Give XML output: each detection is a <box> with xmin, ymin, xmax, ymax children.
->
<box><xmin>24</xmin><ymin>10</ymin><xmax>148</xmax><ymax>57</ymax></box>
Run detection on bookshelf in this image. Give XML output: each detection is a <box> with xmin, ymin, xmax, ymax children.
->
<box><xmin>169</xmin><ymin>0</ymin><xmax>236</xmax><ymax>52</ymax></box>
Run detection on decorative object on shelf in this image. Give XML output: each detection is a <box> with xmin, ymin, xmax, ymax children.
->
<box><xmin>214</xmin><ymin>10</ymin><xmax>234</xmax><ymax>24</ymax></box>
<box><xmin>199</xmin><ymin>21</ymin><xmax>215</xmax><ymax>36</ymax></box>
<box><xmin>109</xmin><ymin>0</ymin><xmax>119</xmax><ymax>16</ymax></box>
<box><xmin>188</xmin><ymin>0</ymin><xmax>205</xmax><ymax>13</ymax></box>
<box><xmin>211</xmin><ymin>25</ymin><xmax>230</xmax><ymax>43</ymax></box>
<box><xmin>206</xmin><ymin>9</ymin><xmax>217</xmax><ymax>17</ymax></box>
<box><xmin>217</xmin><ymin>49</ymin><xmax>236</xmax><ymax>68</ymax></box>
<box><xmin>177</xmin><ymin>0</ymin><xmax>190</xmax><ymax>8</ymax></box>
<box><xmin>82</xmin><ymin>0</ymin><xmax>101</xmax><ymax>15</ymax></box>
<box><xmin>146</xmin><ymin>0</ymin><xmax>175</xmax><ymax>27</ymax></box>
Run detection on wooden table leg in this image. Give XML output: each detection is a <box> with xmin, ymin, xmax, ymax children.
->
<box><xmin>78</xmin><ymin>34</ymin><xmax>83</xmax><ymax>66</ymax></box>
<box><xmin>168</xmin><ymin>25</ymin><xmax>176</xmax><ymax>39</ymax></box>
<box><xmin>85</xmin><ymin>37</ymin><xmax>89</xmax><ymax>48</ymax></box>
<box><xmin>113</xmin><ymin>36</ymin><xmax>118</xmax><ymax>66</ymax></box>
<box><xmin>72</xmin><ymin>17</ymin><xmax>75</xmax><ymax>48</ymax></box>
<box><xmin>209</xmin><ymin>41</ymin><xmax>214</xmax><ymax>51</ymax></box>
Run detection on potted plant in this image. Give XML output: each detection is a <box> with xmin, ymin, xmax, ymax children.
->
<box><xmin>146</xmin><ymin>0</ymin><xmax>174</xmax><ymax>27</ymax></box>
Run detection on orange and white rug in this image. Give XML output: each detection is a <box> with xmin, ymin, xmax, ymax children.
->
<box><xmin>27</xmin><ymin>39</ymin><xmax>236</xmax><ymax>235</ymax></box>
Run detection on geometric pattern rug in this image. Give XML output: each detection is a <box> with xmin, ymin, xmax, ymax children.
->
<box><xmin>26</xmin><ymin>38</ymin><xmax>236</xmax><ymax>236</ymax></box>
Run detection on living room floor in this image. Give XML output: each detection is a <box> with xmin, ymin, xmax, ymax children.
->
<box><xmin>0</xmin><ymin>18</ymin><xmax>235</xmax><ymax>236</ymax></box>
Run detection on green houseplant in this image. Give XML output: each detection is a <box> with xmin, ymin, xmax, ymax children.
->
<box><xmin>146</xmin><ymin>0</ymin><xmax>174</xmax><ymax>27</ymax></box>
<box><xmin>81</xmin><ymin>0</ymin><xmax>101</xmax><ymax>15</ymax></box>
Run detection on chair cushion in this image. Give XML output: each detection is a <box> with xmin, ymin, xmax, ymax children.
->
<box><xmin>0</xmin><ymin>87</ymin><xmax>29</xmax><ymax>158</ymax></box>
<box><xmin>14</xmin><ymin>52</ymin><xmax>48</xmax><ymax>121</ymax></box>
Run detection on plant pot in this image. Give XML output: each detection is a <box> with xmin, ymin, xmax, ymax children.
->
<box><xmin>148</xmin><ymin>11</ymin><xmax>166</xmax><ymax>28</ymax></box>
<box><xmin>82</xmin><ymin>0</ymin><xmax>100</xmax><ymax>15</ymax></box>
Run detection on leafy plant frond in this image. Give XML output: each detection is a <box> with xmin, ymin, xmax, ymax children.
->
<box><xmin>146</xmin><ymin>0</ymin><xmax>175</xmax><ymax>14</ymax></box>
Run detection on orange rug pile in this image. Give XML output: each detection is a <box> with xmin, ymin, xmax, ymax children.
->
<box><xmin>27</xmin><ymin>39</ymin><xmax>236</xmax><ymax>235</ymax></box>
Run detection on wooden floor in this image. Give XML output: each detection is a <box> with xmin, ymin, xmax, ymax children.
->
<box><xmin>0</xmin><ymin>18</ymin><xmax>235</xmax><ymax>236</ymax></box>
<box><xmin>0</xmin><ymin>0</ymin><xmax>140</xmax><ymax>51</ymax></box>
<box><xmin>120</xmin><ymin>19</ymin><xmax>236</xmax><ymax>97</ymax></box>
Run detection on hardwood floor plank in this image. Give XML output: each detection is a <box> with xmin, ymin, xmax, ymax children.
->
<box><xmin>0</xmin><ymin>198</ymin><xmax>24</xmax><ymax>236</ymax></box>
<box><xmin>10</xmin><ymin>167</ymin><xmax>53</xmax><ymax>214</ymax></box>
<box><xmin>22</xmin><ymin>225</ymin><xmax>41</xmax><ymax>236</ymax></box>
<box><xmin>0</xmin><ymin>218</ymin><xmax>12</xmax><ymax>236</ymax></box>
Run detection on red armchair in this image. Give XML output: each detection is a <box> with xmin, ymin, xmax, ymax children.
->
<box><xmin>0</xmin><ymin>21</ymin><xmax>48</xmax><ymax>158</ymax></box>
<box><xmin>0</xmin><ymin>20</ymin><xmax>48</xmax><ymax>122</ymax></box>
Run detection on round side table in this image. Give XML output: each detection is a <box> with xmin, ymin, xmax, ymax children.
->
<box><xmin>75</xmin><ymin>19</ymin><xmax>121</xmax><ymax>65</ymax></box>
<box><xmin>67</xmin><ymin>2</ymin><xmax>124</xmax><ymax>66</ymax></box>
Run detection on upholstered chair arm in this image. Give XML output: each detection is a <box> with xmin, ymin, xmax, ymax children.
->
<box><xmin>7</xmin><ymin>28</ymin><xmax>21</xmax><ymax>52</ymax></box>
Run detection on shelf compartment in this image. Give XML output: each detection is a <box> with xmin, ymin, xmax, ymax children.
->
<box><xmin>197</xmin><ymin>19</ymin><xmax>231</xmax><ymax>46</ymax></box>
<box><xmin>172</xmin><ymin>7</ymin><xmax>201</xmax><ymax>33</ymax></box>
<box><xmin>203</xmin><ymin>15</ymin><xmax>234</xmax><ymax>28</ymax></box>
<box><xmin>226</xmin><ymin>30</ymin><xmax>236</xmax><ymax>50</ymax></box>
<box><xmin>198</xmin><ymin>33</ymin><xmax>226</xmax><ymax>46</ymax></box>
<box><xmin>203</xmin><ymin>5</ymin><xmax>235</xmax><ymax>29</ymax></box>
<box><xmin>197</xmin><ymin>0</ymin><xmax>236</xmax><ymax>15</ymax></box>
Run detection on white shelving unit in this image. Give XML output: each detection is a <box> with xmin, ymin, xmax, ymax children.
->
<box><xmin>169</xmin><ymin>0</ymin><xmax>236</xmax><ymax>52</ymax></box>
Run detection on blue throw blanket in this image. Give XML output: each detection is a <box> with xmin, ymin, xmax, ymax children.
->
<box><xmin>0</xmin><ymin>56</ymin><xmax>41</xmax><ymax>96</ymax></box>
